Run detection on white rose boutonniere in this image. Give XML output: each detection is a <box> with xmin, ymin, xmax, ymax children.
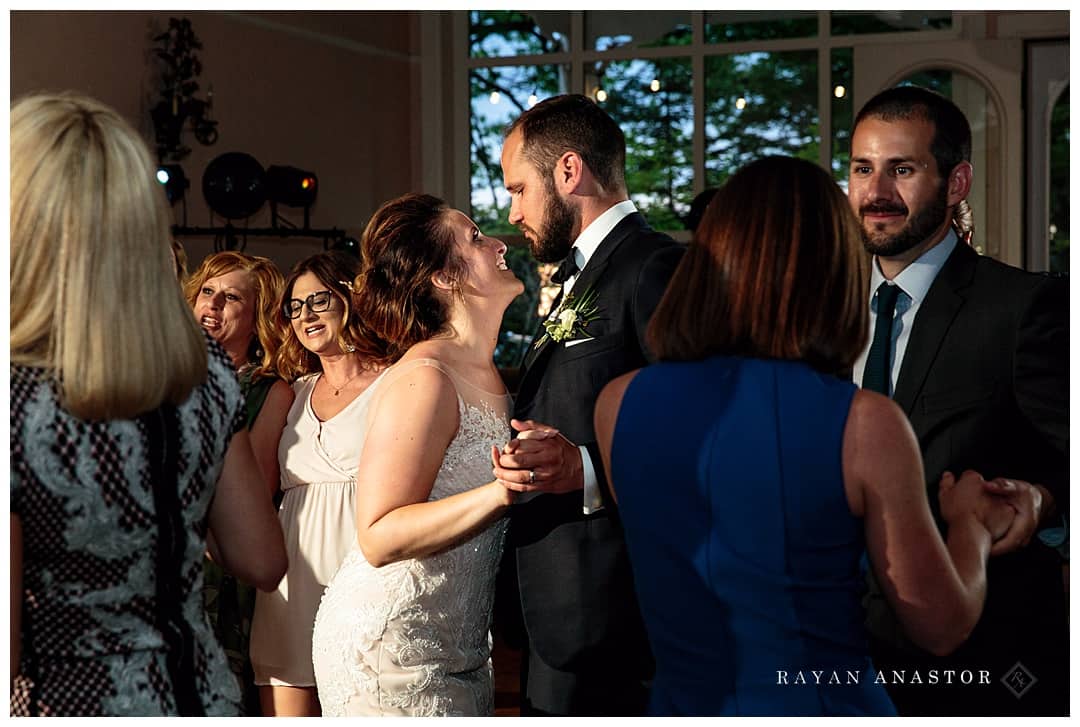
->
<box><xmin>533</xmin><ymin>286</ymin><xmax>600</xmax><ymax>349</ymax></box>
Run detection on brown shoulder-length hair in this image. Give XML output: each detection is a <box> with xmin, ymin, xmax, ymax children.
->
<box><xmin>184</xmin><ymin>250</ymin><xmax>287</xmax><ymax>381</ymax></box>
<box><xmin>350</xmin><ymin>193</ymin><xmax>466</xmax><ymax>368</ymax></box>
<box><xmin>647</xmin><ymin>156</ymin><xmax>869</xmax><ymax>376</ymax></box>
<box><xmin>275</xmin><ymin>250</ymin><xmax>366</xmax><ymax>382</ymax></box>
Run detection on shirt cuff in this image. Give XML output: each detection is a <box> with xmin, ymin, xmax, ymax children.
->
<box><xmin>581</xmin><ymin>445</ymin><xmax>604</xmax><ymax>514</ymax></box>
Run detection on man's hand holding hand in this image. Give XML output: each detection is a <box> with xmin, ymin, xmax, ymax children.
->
<box><xmin>493</xmin><ymin>419</ymin><xmax>584</xmax><ymax>494</ymax></box>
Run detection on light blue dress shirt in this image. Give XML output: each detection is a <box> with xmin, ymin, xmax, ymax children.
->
<box><xmin>852</xmin><ymin>230</ymin><xmax>959</xmax><ymax>396</ymax></box>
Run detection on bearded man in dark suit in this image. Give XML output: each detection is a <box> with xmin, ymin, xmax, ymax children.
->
<box><xmin>492</xmin><ymin>94</ymin><xmax>683</xmax><ymax>716</ymax></box>
<box><xmin>849</xmin><ymin>85</ymin><xmax>1068</xmax><ymax>716</ymax></box>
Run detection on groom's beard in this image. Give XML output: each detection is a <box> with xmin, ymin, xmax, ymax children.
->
<box><xmin>525</xmin><ymin>188</ymin><xmax>579</xmax><ymax>264</ymax></box>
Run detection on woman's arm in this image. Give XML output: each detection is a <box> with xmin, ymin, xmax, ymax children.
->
<box><xmin>844</xmin><ymin>390</ymin><xmax>1008</xmax><ymax>656</ymax></box>
<box><xmin>249</xmin><ymin>379</ymin><xmax>293</xmax><ymax>499</ymax></box>
<box><xmin>11</xmin><ymin>514</ymin><xmax>22</xmax><ymax>679</ymax></box>
<box><xmin>208</xmin><ymin>429</ymin><xmax>288</xmax><ymax>591</ymax></box>
<box><xmin>593</xmin><ymin>370</ymin><xmax>641</xmax><ymax>505</ymax></box>
<box><xmin>354</xmin><ymin>364</ymin><xmax>513</xmax><ymax>568</ymax></box>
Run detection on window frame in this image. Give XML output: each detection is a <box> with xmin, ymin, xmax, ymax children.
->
<box><xmin>452</xmin><ymin>10</ymin><xmax>961</xmax><ymax>238</ymax></box>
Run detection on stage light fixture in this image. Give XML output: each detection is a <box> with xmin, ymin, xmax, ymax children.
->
<box><xmin>266</xmin><ymin>165</ymin><xmax>318</xmax><ymax>209</ymax></box>
<box><xmin>330</xmin><ymin>236</ymin><xmax>360</xmax><ymax>258</ymax></box>
<box><xmin>202</xmin><ymin>152</ymin><xmax>267</xmax><ymax>220</ymax></box>
<box><xmin>156</xmin><ymin>164</ymin><xmax>189</xmax><ymax>205</ymax></box>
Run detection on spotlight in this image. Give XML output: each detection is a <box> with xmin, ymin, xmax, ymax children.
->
<box><xmin>202</xmin><ymin>152</ymin><xmax>267</xmax><ymax>220</ymax></box>
<box><xmin>266</xmin><ymin>165</ymin><xmax>318</xmax><ymax>209</ymax></box>
<box><xmin>330</xmin><ymin>236</ymin><xmax>360</xmax><ymax>258</ymax></box>
<box><xmin>156</xmin><ymin>164</ymin><xmax>189</xmax><ymax>205</ymax></box>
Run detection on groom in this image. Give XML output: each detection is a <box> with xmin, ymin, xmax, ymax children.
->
<box><xmin>493</xmin><ymin>94</ymin><xmax>683</xmax><ymax>715</ymax></box>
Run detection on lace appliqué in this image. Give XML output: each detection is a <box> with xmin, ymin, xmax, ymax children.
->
<box><xmin>311</xmin><ymin>396</ymin><xmax>508</xmax><ymax>717</ymax></box>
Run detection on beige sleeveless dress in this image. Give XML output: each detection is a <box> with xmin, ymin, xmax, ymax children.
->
<box><xmin>250</xmin><ymin>370</ymin><xmax>385</xmax><ymax>687</ymax></box>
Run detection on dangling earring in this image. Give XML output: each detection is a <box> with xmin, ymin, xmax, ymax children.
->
<box><xmin>344</xmin><ymin>344</ymin><xmax>356</xmax><ymax>353</ymax></box>
<box><xmin>254</xmin><ymin>347</ymin><xmax>264</xmax><ymax>360</ymax></box>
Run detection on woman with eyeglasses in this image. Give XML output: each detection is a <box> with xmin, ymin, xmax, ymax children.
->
<box><xmin>249</xmin><ymin>250</ymin><xmax>386</xmax><ymax>717</ymax></box>
<box><xmin>184</xmin><ymin>251</ymin><xmax>294</xmax><ymax>715</ymax></box>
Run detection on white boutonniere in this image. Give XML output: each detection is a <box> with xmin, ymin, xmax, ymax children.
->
<box><xmin>533</xmin><ymin>286</ymin><xmax>600</xmax><ymax>349</ymax></box>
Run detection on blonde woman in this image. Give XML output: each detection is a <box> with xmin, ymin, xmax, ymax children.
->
<box><xmin>9</xmin><ymin>92</ymin><xmax>286</xmax><ymax>716</ymax></box>
<box><xmin>184</xmin><ymin>251</ymin><xmax>294</xmax><ymax>715</ymax></box>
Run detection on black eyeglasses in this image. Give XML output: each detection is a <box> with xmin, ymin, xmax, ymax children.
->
<box><xmin>283</xmin><ymin>290</ymin><xmax>333</xmax><ymax>319</ymax></box>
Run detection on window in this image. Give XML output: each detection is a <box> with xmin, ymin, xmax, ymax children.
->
<box><xmin>462</xmin><ymin>11</ymin><xmax>957</xmax><ymax>365</ymax></box>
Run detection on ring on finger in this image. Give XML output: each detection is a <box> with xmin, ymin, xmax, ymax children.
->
<box><xmin>529</xmin><ymin>469</ymin><xmax>536</xmax><ymax>484</ymax></box>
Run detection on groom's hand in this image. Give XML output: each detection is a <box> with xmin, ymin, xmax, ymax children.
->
<box><xmin>493</xmin><ymin>419</ymin><xmax>584</xmax><ymax>494</ymax></box>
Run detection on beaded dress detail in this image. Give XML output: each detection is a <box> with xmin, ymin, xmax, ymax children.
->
<box><xmin>311</xmin><ymin>359</ymin><xmax>511</xmax><ymax>716</ymax></box>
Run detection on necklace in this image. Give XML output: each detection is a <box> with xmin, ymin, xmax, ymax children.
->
<box><xmin>322</xmin><ymin>369</ymin><xmax>363</xmax><ymax>396</ymax></box>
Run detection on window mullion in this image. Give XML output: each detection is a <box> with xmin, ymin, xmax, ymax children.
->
<box><xmin>571</xmin><ymin>11</ymin><xmax>584</xmax><ymax>94</ymax></box>
<box><xmin>692</xmin><ymin>11</ymin><xmax>705</xmax><ymax>196</ymax></box>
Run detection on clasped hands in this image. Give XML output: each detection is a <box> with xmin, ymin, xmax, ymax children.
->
<box><xmin>939</xmin><ymin>469</ymin><xmax>1046</xmax><ymax>556</ymax></box>
<box><xmin>490</xmin><ymin>419</ymin><xmax>584</xmax><ymax>495</ymax></box>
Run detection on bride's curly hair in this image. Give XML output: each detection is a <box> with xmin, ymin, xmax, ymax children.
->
<box><xmin>351</xmin><ymin>193</ymin><xmax>467</xmax><ymax>367</ymax></box>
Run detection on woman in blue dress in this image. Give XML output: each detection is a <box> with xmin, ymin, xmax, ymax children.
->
<box><xmin>593</xmin><ymin>156</ymin><xmax>1013</xmax><ymax>716</ymax></box>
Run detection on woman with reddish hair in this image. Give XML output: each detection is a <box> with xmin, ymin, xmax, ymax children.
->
<box><xmin>185</xmin><ymin>251</ymin><xmax>294</xmax><ymax>715</ymax></box>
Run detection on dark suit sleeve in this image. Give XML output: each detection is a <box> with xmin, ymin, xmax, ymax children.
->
<box><xmin>632</xmin><ymin>244</ymin><xmax>685</xmax><ymax>364</ymax></box>
<box><xmin>1013</xmin><ymin>273</ymin><xmax>1069</xmax><ymax>505</ymax></box>
<box><xmin>589</xmin><ymin>243</ymin><xmax>684</xmax><ymax>510</ymax></box>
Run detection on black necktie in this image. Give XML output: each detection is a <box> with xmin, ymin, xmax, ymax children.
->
<box><xmin>551</xmin><ymin>249</ymin><xmax>579</xmax><ymax>285</ymax></box>
<box><xmin>862</xmin><ymin>282</ymin><xmax>902</xmax><ymax>395</ymax></box>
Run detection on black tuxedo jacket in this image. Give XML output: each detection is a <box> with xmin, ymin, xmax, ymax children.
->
<box><xmin>865</xmin><ymin>241</ymin><xmax>1069</xmax><ymax>715</ymax></box>
<box><xmin>506</xmin><ymin>212</ymin><xmax>683</xmax><ymax>701</ymax></box>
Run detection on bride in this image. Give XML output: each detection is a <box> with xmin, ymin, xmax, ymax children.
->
<box><xmin>311</xmin><ymin>193</ymin><xmax>538</xmax><ymax>716</ymax></box>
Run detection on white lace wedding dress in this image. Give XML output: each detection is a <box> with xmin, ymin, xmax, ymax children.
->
<box><xmin>311</xmin><ymin>359</ymin><xmax>512</xmax><ymax>716</ymax></box>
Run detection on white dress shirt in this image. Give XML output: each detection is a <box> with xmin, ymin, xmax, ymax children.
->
<box><xmin>563</xmin><ymin>199</ymin><xmax>638</xmax><ymax>514</ymax></box>
<box><xmin>852</xmin><ymin>230</ymin><xmax>959</xmax><ymax>395</ymax></box>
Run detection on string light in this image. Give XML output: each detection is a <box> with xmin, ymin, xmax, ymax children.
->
<box><xmin>528</xmin><ymin>94</ymin><xmax>539</xmax><ymax>107</ymax></box>
<box><xmin>596</xmin><ymin>89</ymin><xmax>608</xmax><ymax>102</ymax></box>
<box><xmin>834</xmin><ymin>85</ymin><xmax>847</xmax><ymax>98</ymax></box>
<box><xmin>735</xmin><ymin>97</ymin><xmax>747</xmax><ymax>110</ymax></box>
<box><xmin>489</xmin><ymin>91</ymin><xmax>501</xmax><ymax>104</ymax></box>
<box><xmin>650</xmin><ymin>79</ymin><xmax>660</xmax><ymax>92</ymax></box>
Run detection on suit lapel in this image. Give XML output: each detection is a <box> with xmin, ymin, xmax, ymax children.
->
<box><xmin>521</xmin><ymin>287</ymin><xmax>564</xmax><ymax>371</ymax></box>
<box><xmin>892</xmin><ymin>242</ymin><xmax>977</xmax><ymax>415</ymax></box>
<box><xmin>516</xmin><ymin>212</ymin><xmax>648</xmax><ymax>390</ymax></box>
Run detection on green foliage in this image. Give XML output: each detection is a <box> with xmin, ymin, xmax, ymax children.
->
<box><xmin>469</xmin><ymin>12</ymin><xmax>947</xmax><ymax>348</ymax></box>
<box><xmin>704</xmin><ymin>14</ymin><xmax>817</xmax><ymax>43</ymax></box>
<box><xmin>495</xmin><ymin>245</ymin><xmax>542</xmax><ymax>368</ymax></box>
<box><xmin>703</xmin><ymin>50</ymin><xmax>819</xmax><ymax>189</ymax></box>
<box><xmin>470</xmin><ymin>11</ymin><xmax>566</xmax><ymax>57</ymax></box>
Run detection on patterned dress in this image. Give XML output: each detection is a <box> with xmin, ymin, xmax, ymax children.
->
<box><xmin>10</xmin><ymin>337</ymin><xmax>246</xmax><ymax>716</ymax></box>
<box><xmin>203</xmin><ymin>369</ymin><xmax>280</xmax><ymax>715</ymax></box>
<box><xmin>311</xmin><ymin>359</ymin><xmax>511</xmax><ymax>716</ymax></box>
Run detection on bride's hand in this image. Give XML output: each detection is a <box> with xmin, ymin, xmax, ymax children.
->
<box><xmin>493</xmin><ymin>419</ymin><xmax>583</xmax><ymax>494</ymax></box>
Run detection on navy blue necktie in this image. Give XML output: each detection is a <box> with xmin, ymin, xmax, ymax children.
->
<box><xmin>862</xmin><ymin>282</ymin><xmax>902</xmax><ymax>395</ymax></box>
